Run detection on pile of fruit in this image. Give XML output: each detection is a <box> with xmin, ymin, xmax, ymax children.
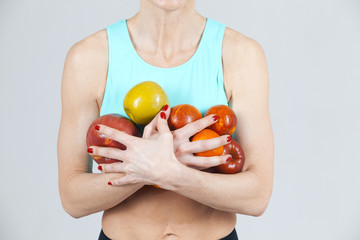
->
<box><xmin>86</xmin><ymin>81</ymin><xmax>245</xmax><ymax>174</ymax></box>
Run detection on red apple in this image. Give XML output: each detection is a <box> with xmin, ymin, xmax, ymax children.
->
<box><xmin>86</xmin><ymin>114</ymin><xmax>140</xmax><ymax>164</ymax></box>
<box><xmin>169</xmin><ymin>104</ymin><xmax>202</xmax><ymax>130</ymax></box>
<box><xmin>205</xmin><ymin>105</ymin><xmax>237</xmax><ymax>135</ymax></box>
<box><xmin>215</xmin><ymin>139</ymin><xmax>245</xmax><ymax>174</ymax></box>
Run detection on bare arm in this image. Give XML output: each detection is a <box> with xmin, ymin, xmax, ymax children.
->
<box><xmin>83</xmin><ymin>30</ymin><xmax>274</xmax><ymax>217</ymax></box>
<box><xmin>168</xmin><ymin>33</ymin><xmax>274</xmax><ymax>216</ymax></box>
<box><xmin>57</xmin><ymin>33</ymin><xmax>143</xmax><ymax>218</ymax></box>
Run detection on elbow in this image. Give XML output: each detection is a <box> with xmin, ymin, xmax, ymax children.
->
<box><xmin>251</xmin><ymin>187</ymin><xmax>273</xmax><ymax>217</ymax></box>
<box><xmin>237</xmin><ymin>199</ymin><xmax>269</xmax><ymax>217</ymax></box>
<box><xmin>250</xmin><ymin>201</ymin><xmax>269</xmax><ymax>217</ymax></box>
<box><xmin>59</xmin><ymin>176</ymin><xmax>91</xmax><ymax>219</ymax></box>
<box><xmin>63</xmin><ymin>207</ymin><xmax>84</xmax><ymax>219</ymax></box>
<box><xmin>61</xmin><ymin>198</ymin><xmax>87</xmax><ymax>219</ymax></box>
<box><xmin>64</xmin><ymin>208</ymin><xmax>82</xmax><ymax>219</ymax></box>
<box><xmin>59</xmin><ymin>188</ymin><xmax>90</xmax><ymax>219</ymax></box>
<box><xmin>248</xmin><ymin>171</ymin><xmax>274</xmax><ymax>217</ymax></box>
<box><xmin>237</xmin><ymin>185</ymin><xmax>273</xmax><ymax>217</ymax></box>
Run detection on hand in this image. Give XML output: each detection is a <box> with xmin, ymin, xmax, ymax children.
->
<box><xmin>88</xmin><ymin>107</ymin><xmax>181</xmax><ymax>187</ymax></box>
<box><xmin>141</xmin><ymin>106</ymin><xmax>232</xmax><ymax>170</ymax></box>
<box><xmin>171</xmin><ymin>115</ymin><xmax>232</xmax><ymax>170</ymax></box>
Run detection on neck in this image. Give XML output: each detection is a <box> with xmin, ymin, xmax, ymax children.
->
<box><xmin>127</xmin><ymin>0</ymin><xmax>205</xmax><ymax>54</ymax></box>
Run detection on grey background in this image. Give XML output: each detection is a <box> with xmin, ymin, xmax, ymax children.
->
<box><xmin>0</xmin><ymin>0</ymin><xmax>359</xmax><ymax>239</ymax></box>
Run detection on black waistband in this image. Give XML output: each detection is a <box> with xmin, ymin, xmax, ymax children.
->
<box><xmin>99</xmin><ymin>228</ymin><xmax>238</xmax><ymax>240</ymax></box>
<box><xmin>221</xmin><ymin>228</ymin><xmax>238</xmax><ymax>240</ymax></box>
<box><xmin>98</xmin><ymin>229</ymin><xmax>110</xmax><ymax>240</ymax></box>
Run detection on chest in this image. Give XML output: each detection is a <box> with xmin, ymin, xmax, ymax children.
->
<box><xmin>96</xmin><ymin>45</ymin><xmax>233</xmax><ymax>115</ymax></box>
<box><xmin>135</xmin><ymin>47</ymin><xmax>198</xmax><ymax>69</ymax></box>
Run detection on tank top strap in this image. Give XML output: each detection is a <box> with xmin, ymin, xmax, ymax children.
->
<box><xmin>199</xmin><ymin>18</ymin><xmax>226</xmax><ymax>65</ymax></box>
<box><xmin>105</xmin><ymin>19</ymin><xmax>130</xmax><ymax>79</ymax></box>
<box><xmin>196</xmin><ymin>18</ymin><xmax>226</xmax><ymax>101</ymax></box>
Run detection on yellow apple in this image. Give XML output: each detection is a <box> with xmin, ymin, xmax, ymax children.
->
<box><xmin>123</xmin><ymin>81</ymin><xmax>169</xmax><ymax>125</ymax></box>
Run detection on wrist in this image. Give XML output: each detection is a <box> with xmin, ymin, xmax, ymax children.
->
<box><xmin>158</xmin><ymin>158</ymin><xmax>190</xmax><ymax>191</ymax></box>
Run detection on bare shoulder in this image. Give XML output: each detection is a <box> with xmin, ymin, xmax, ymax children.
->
<box><xmin>62</xmin><ymin>29</ymin><xmax>108</xmax><ymax>105</ymax></box>
<box><xmin>65</xmin><ymin>29</ymin><xmax>108</xmax><ymax>75</ymax></box>
<box><xmin>222</xmin><ymin>27</ymin><xmax>267</xmax><ymax>68</ymax></box>
<box><xmin>222</xmin><ymin>27</ymin><xmax>269</xmax><ymax>100</ymax></box>
<box><xmin>66</xmin><ymin>29</ymin><xmax>108</xmax><ymax>64</ymax></box>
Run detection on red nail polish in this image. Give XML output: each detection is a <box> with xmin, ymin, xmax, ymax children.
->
<box><xmin>160</xmin><ymin>112</ymin><xmax>166</xmax><ymax>119</ymax></box>
<box><xmin>87</xmin><ymin>148</ymin><xmax>93</xmax><ymax>154</ymax></box>
<box><xmin>227</xmin><ymin>136</ymin><xmax>232</xmax><ymax>142</ymax></box>
<box><xmin>95</xmin><ymin>125</ymin><xmax>100</xmax><ymax>131</ymax></box>
<box><xmin>98</xmin><ymin>165</ymin><xmax>103</xmax><ymax>171</ymax></box>
<box><xmin>108</xmin><ymin>182</ymin><xmax>112</xmax><ymax>185</ymax></box>
<box><xmin>213</xmin><ymin>115</ymin><xmax>219</xmax><ymax>121</ymax></box>
<box><xmin>226</xmin><ymin>156</ymin><xmax>232</xmax><ymax>162</ymax></box>
<box><xmin>162</xmin><ymin>105</ymin><xmax>169</xmax><ymax>111</ymax></box>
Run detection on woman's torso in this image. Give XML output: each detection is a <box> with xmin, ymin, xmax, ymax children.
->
<box><xmin>95</xmin><ymin>18</ymin><xmax>237</xmax><ymax>239</ymax></box>
<box><xmin>102</xmin><ymin>187</ymin><xmax>236</xmax><ymax>239</ymax></box>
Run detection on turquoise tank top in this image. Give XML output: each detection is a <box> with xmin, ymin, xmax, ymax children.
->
<box><xmin>100</xmin><ymin>18</ymin><xmax>228</xmax><ymax>118</ymax></box>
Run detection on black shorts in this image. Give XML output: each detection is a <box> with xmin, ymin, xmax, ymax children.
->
<box><xmin>99</xmin><ymin>228</ymin><xmax>238</xmax><ymax>240</ymax></box>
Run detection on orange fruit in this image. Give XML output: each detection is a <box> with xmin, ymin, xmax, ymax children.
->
<box><xmin>191</xmin><ymin>129</ymin><xmax>223</xmax><ymax>157</ymax></box>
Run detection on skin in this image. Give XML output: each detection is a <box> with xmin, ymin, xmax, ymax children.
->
<box><xmin>57</xmin><ymin>0</ymin><xmax>274</xmax><ymax>239</ymax></box>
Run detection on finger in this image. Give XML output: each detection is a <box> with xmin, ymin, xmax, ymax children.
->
<box><xmin>157</xmin><ymin>105</ymin><xmax>171</xmax><ymax>134</ymax></box>
<box><xmin>108</xmin><ymin>175</ymin><xmax>138</xmax><ymax>186</ymax></box>
<box><xmin>96</xmin><ymin>124</ymin><xmax>138</xmax><ymax>144</ymax></box>
<box><xmin>190</xmin><ymin>135</ymin><xmax>231</xmax><ymax>153</ymax></box>
<box><xmin>88</xmin><ymin>146</ymin><xmax>130</xmax><ymax>162</ymax></box>
<box><xmin>175</xmin><ymin>114</ymin><xmax>218</xmax><ymax>138</ymax></box>
<box><xmin>144</xmin><ymin>104</ymin><xmax>170</xmax><ymax>137</ymax></box>
<box><xmin>143</xmin><ymin>110</ymin><xmax>161</xmax><ymax>138</ymax></box>
<box><xmin>99</xmin><ymin>161</ymin><xmax>125</xmax><ymax>173</ymax></box>
<box><xmin>183</xmin><ymin>154</ymin><xmax>232</xmax><ymax>170</ymax></box>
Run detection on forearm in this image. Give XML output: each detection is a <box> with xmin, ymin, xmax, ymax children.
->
<box><xmin>169</xmin><ymin>164</ymin><xmax>272</xmax><ymax>216</ymax></box>
<box><xmin>60</xmin><ymin>172</ymin><xmax>143</xmax><ymax>218</ymax></box>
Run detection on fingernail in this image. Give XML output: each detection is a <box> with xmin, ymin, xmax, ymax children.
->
<box><xmin>227</xmin><ymin>136</ymin><xmax>232</xmax><ymax>142</ymax></box>
<box><xmin>162</xmin><ymin>105</ymin><xmax>169</xmax><ymax>111</ymax></box>
<box><xmin>98</xmin><ymin>165</ymin><xmax>103</xmax><ymax>171</ymax></box>
<box><xmin>212</xmin><ymin>115</ymin><xmax>219</xmax><ymax>121</ymax></box>
<box><xmin>87</xmin><ymin>147</ymin><xmax>93</xmax><ymax>154</ymax></box>
<box><xmin>226</xmin><ymin>156</ymin><xmax>232</xmax><ymax>162</ymax></box>
<box><xmin>108</xmin><ymin>182</ymin><xmax>112</xmax><ymax>185</ymax></box>
<box><xmin>95</xmin><ymin>125</ymin><xmax>100</xmax><ymax>131</ymax></box>
<box><xmin>160</xmin><ymin>112</ymin><xmax>166</xmax><ymax>119</ymax></box>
